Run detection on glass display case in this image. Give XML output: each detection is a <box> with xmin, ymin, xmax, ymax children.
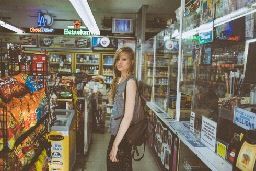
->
<box><xmin>49</xmin><ymin>52</ymin><xmax>73</xmax><ymax>73</ymax></box>
<box><xmin>140</xmin><ymin>38</ymin><xmax>154</xmax><ymax>101</ymax></box>
<box><xmin>179</xmin><ymin>6</ymin><xmax>256</xmax><ymax>167</ymax></box>
<box><xmin>141</xmin><ymin>1</ymin><xmax>256</xmax><ymax>170</ymax></box>
<box><xmin>140</xmin><ymin>29</ymin><xmax>178</xmax><ymax>114</ymax></box>
<box><xmin>74</xmin><ymin>53</ymin><xmax>100</xmax><ymax>75</ymax></box>
<box><xmin>101</xmin><ymin>54</ymin><xmax>114</xmax><ymax>85</ymax></box>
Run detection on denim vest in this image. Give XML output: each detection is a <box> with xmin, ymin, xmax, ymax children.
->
<box><xmin>110</xmin><ymin>76</ymin><xmax>135</xmax><ymax>135</ymax></box>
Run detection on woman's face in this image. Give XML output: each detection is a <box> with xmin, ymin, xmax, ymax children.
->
<box><xmin>116</xmin><ymin>52</ymin><xmax>133</xmax><ymax>73</ymax></box>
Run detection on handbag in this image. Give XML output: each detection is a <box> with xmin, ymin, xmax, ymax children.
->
<box><xmin>123</xmin><ymin>79</ymin><xmax>148</xmax><ymax>161</ymax></box>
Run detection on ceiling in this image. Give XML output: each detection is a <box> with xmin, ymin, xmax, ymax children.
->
<box><xmin>0</xmin><ymin>0</ymin><xmax>179</xmax><ymax>33</ymax></box>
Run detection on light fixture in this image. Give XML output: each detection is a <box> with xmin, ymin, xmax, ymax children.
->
<box><xmin>0</xmin><ymin>20</ymin><xmax>24</xmax><ymax>34</ymax></box>
<box><xmin>69</xmin><ymin>0</ymin><xmax>100</xmax><ymax>35</ymax></box>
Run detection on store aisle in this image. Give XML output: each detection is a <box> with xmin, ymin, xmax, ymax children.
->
<box><xmin>76</xmin><ymin>133</ymin><xmax>161</xmax><ymax>171</ymax></box>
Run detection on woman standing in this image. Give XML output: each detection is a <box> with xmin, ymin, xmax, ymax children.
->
<box><xmin>107</xmin><ymin>47</ymin><xmax>137</xmax><ymax>171</ymax></box>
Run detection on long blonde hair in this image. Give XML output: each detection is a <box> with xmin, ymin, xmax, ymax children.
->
<box><xmin>110</xmin><ymin>47</ymin><xmax>135</xmax><ymax>101</ymax></box>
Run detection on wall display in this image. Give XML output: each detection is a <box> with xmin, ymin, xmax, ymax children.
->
<box><xmin>92</xmin><ymin>36</ymin><xmax>117</xmax><ymax>51</ymax></box>
<box><xmin>49</xmin><ymin>53</ymin><xmax>73</xmax><ymax>73</ymax></box>
<box><xmin>102</xmin><ymin>54</ymin><xmax>114</xmax><ymax>84</ymax></box>
<box><xmin>75</xmin><ymin>53</ymin><xmax>100</xmax><ymax>74</ymax></box>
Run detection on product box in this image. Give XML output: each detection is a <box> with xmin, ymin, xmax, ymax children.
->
<box><xmin>31</xmin><ymin>54</ymin><xmax>48</xmax><ymax>72</ymax></box>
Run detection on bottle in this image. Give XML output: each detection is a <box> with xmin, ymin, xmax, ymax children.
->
<box><xmin>227</xmin><ymin>133</ymin><xmax>240</xmax><ymax>164</ymax></box>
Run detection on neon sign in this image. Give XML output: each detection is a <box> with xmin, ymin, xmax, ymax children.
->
<box><xmin>64</xmin><ymin>29</ymin><xmax>94</xmax><ymax>36</ymax></box>
<box><xmin>30</xmin><ymin>27</ymin><xmax>54</xmax><ymax>33</ymax></box>
<box><xmin>29</xmin><ymin>12</ymin><xmax>54</xmax><ymax>33</ymax></box>
<box><xmin>37</xmin><ymin>12</ymin><xmax>47</xmax><ymax>27</ymax></box>
<box><xmin>37</xmin><ymin>12</ymin><xmax>53</xmax><ymax>27</ymax></box>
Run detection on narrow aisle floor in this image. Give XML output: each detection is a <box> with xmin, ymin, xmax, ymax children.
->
<box><xmin>80</xmin><ymin>132</ymin><xmax>162</xmax><ymax>171</ymax></box>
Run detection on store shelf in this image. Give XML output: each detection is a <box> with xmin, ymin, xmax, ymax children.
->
<box><xmin>103</xmin><ymin>64</ymin><xmax>113</xmax><ymax>66</ymax></box>
<box><xmin>147</xmin><ymin>75</ymin><xmax>168</xmax><ymax>78</ymax></box>
<box><xmin>76</xmin><ymin>63</ymin><xmax>99</xmax><ymax>65</ymax></box>
<box><xmin>146</xmin><ymin>101</ymin><xmax>232</xmax><ymax>171</ymax></box>
<box><xmin>147</xmin><ymin>65</ymin><xmax>169</xmax><ymax>68</ymax></box>
<box><xmin>57</xmin><ymin>98</ymin><xmax>73</xmax><ymax>102</ymax></box>
<box><xmin>154</xmin><ymin>84</ymin><xmax>168</xmax><ymax>86</ymax></box>
<box><xmin>103</xmin><ymin>74</ymin><xmax>113</xmax><ymax>76</ymax></box>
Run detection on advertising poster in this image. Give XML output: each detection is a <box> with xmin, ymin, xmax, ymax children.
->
<box><xmin>74</xmin><ymin>36</ymin><xmax>91</xmax><ymax>49</ymax></box>
<box><xmin>92</xmin><ymin>36</ymin><xmax>117</xmax><ymax>51</ymax></box>
<box><xmin>117</xmin><ymin>39</ymin><xmax>135</xmax><ymax>51</ymax></box>
<box><xmin>53</xmin><ymin>36</ymin><xmax>76</xmax><ymax>48</ymax></box>
<box><xmin>201</xmin><ymin>116</ymin><xmax>217</xmax><ymax>152</ymax></box>
<box><xmin>39</xmin><ymin>35</ymin><xmax>54</xmax><ymax>47</ymax></box>
<box><xmin>234</xmin><ymin>107</ymin><xmax>256</xmax><ymax>130</ymax></box>
<box><xmin>0</xmin><ymin>34</ymin><xmax>20</xmax><ymax>45</ymax></box>
<box><xmin>19</xmin><ymin>35</ymin><xmax>37</xmax><ymax>47</ymax></box>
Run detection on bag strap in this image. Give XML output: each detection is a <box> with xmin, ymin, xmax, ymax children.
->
<box><xmin>124</xmin><ymin>78</ymin><xmax>138</xmax><ymax>106</ymax></box>
<box><xmin>131</xmin><ymin>142</ymin><xmax>146</xmax><ymax>161</ymax></box>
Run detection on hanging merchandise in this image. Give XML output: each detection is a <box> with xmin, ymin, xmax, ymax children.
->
<box><xmin>215</xmin><ymin>0</ymin><xmax>225</xmax><ymax>18</ymax></box>
<box><xmin>200</xmin><ymin>0</ymin><xmax>214</xmax><ymax>24</ymax></box>
<box><xmin>0</xmin><ymin>77</ymin><xmax>28</xmax><ymax>102</ymax></box>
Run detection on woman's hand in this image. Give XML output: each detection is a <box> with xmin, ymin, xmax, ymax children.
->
<box><xmin>109</xmin><ymin>144</ymin><xmax>119</xmax><ymax>162</ymax></box>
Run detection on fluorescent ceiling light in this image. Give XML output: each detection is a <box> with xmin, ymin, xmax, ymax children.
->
<box><xmin>69</xmin><ymin>0</ymin><xmax>100</xmax><ymax>35</ymax></box>
<box><xmin>0</xmin><ymin>20</ymin><xmax>24</xmax><ymax>34</ymax></box>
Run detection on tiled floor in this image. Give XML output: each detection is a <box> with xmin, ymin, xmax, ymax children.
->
<box><xmin>75</xmin><ymin>132</ymin><xmax>161</xmax><ymax>171</ymax></box>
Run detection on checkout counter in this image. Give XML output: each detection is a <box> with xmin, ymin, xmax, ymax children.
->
<box><xmin>48</xmin><ymin>109</ymin><xmax>76</xmax><ymax>171</ymax></box>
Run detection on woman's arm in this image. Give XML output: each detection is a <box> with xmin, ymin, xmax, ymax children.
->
<box><xmin>109</xmin><ymin>79</ymin><xmax>136</xmax><ymax>162</ymax></box>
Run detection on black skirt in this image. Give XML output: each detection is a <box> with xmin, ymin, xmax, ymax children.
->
<box><xmin>107</xmin><ymin>135</ymin><xmax>132</xmax><ymax>171</ymax></box>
